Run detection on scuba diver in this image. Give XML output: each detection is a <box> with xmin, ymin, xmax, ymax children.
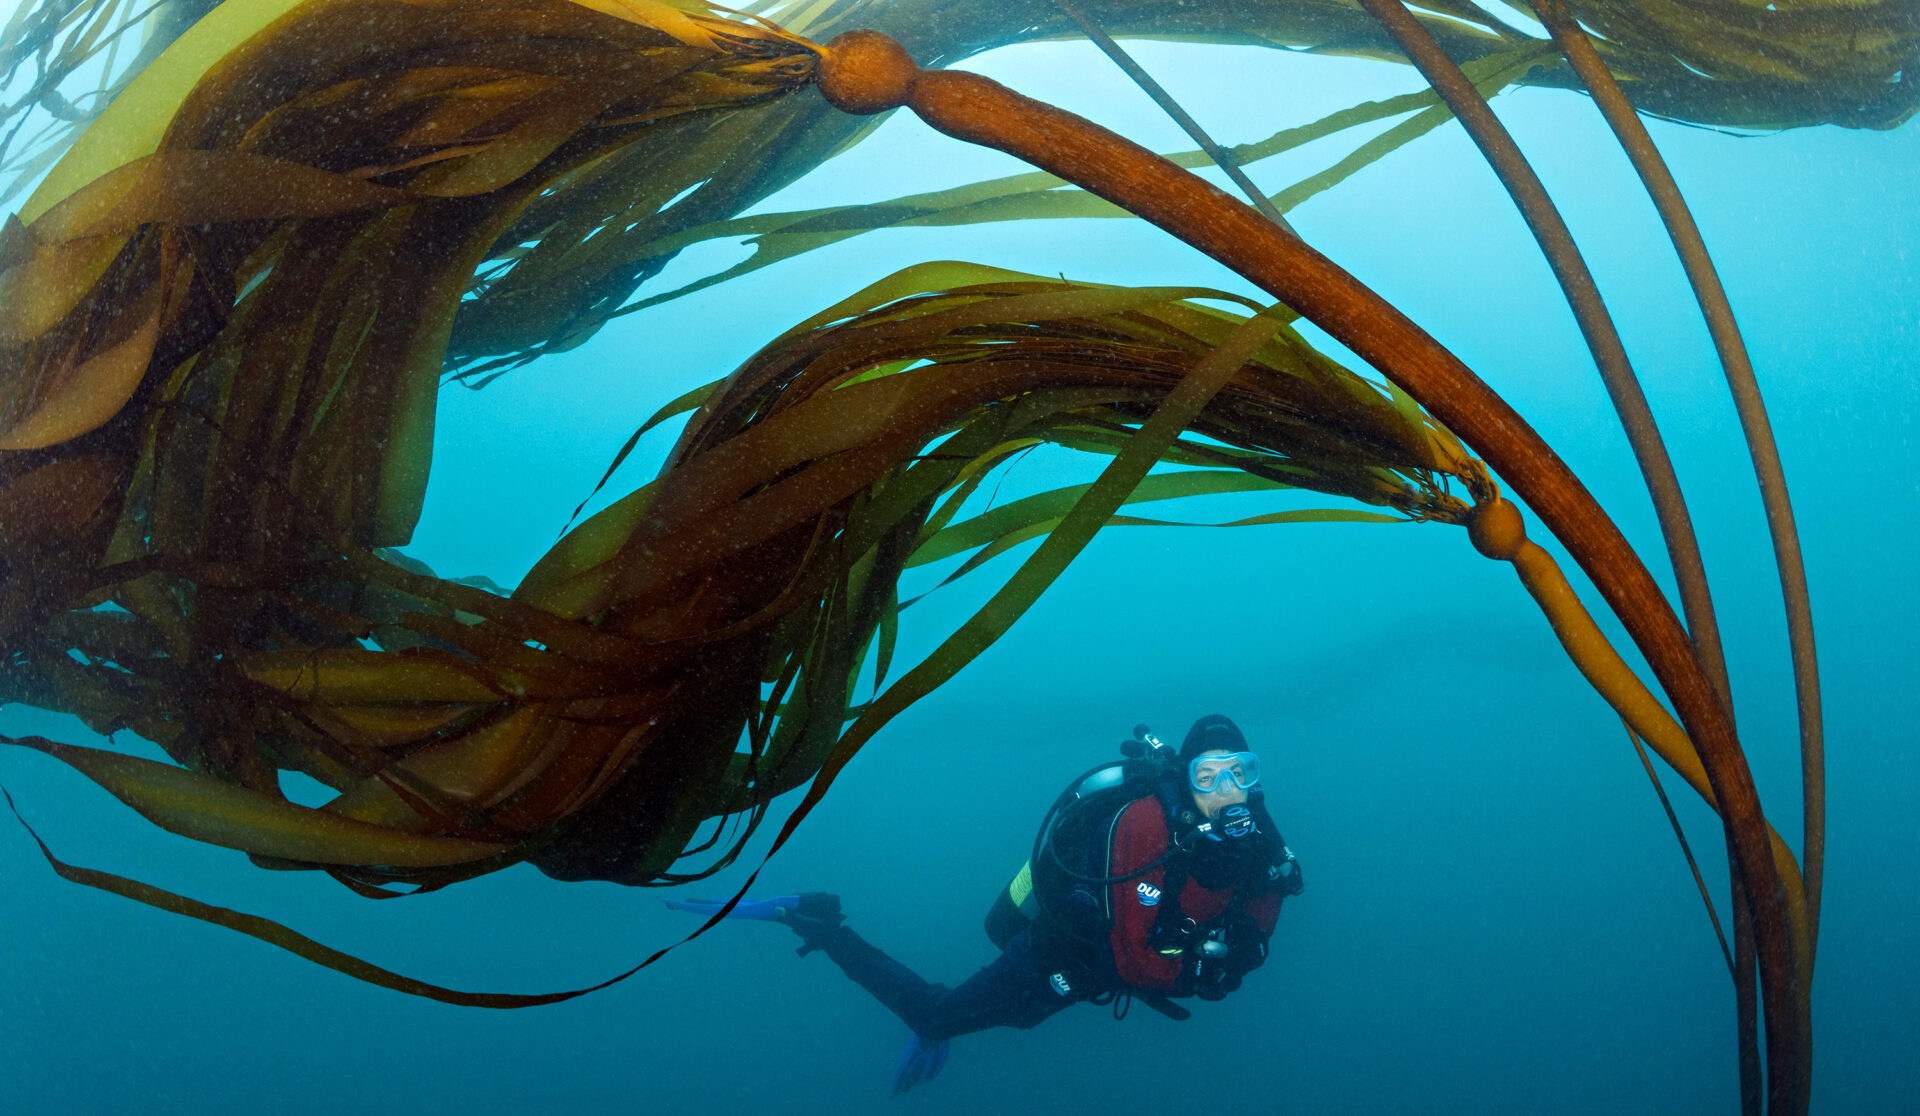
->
<box><xmin>666</xmin><ymin>714</ymin><xmax>1304</xmax><ymax>1093</ymax></box>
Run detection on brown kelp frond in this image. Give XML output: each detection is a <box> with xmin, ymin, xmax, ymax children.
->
<box><xmin>1555</xmin><ymin>0</ymin><xmax>1919</xmax><ymax>130</ymax></box>
<box><xmin>22</xmin><ymin>0</ymin><xmax>820</xmax><ymax>225</ymax></box>
<box><xmin>4</xmin><ymin>261</ymin><xmax>1490</xmax><ymax>934</ymax></box>
<box><xmin>0</xmin><ymin>0</ymin><xmax>824</xmax><ymax>896</ymax></box>
<box><xmin>9</xmin><ymin>1</ymin><xmax>1907</xmax><ymax>389</ymax></box>
<box><xmin>0</xmin><ymin>0</ymin><xmax>816</xmax><ymax>206</ymax></box>
<box><xmin>1</xmin><ymin>0</ymin><xmax>820</xmax><ymax>560</ymax></box>
<box><xmin>1</xmin><ymin>261</ymin><xmax>1490</xmax><ymax>994</ymax></box>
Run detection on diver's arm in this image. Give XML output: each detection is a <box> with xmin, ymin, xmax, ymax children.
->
<box><xmin>1107</xmin><ymin>799</ymin><xmax>1183</xmax><ymax>991</ymax></box>
<box><xmin>1214</xmin><ymin>871</ymin><xmax>1282</xmax><ymax>980</ymax></box>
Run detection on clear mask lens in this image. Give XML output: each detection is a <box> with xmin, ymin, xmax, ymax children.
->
<box><xmin>1189</xmin><ymin>751</ymin><xmax>1261</xmax><ymax>794</ymax></box>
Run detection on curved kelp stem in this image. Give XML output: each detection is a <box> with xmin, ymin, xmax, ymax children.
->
<box><xmin>1530</xmin><ymin>0</ymin><xmax>1825</xmax><ymax>991</ymax></box>
<box><xmin>1732</xmin><ymin>836</ymin><xmax>1765</xmax><ymax>1115</ymax></box>
<box><xmin>1475</xmin><ymin>495</ymin><xmax>1803</xmax><ymax>1115</ymax></box>
<box><xmin>807</xmin><ymin>30</ymin><xmax>1800</xmax><ymax>1109</ymax></box>
<box><xmin>1347</xmin><ymin>5</ymin><xmax>1788</xmax><ymax>1103</ymax></box>
<box><xmin>1350</xmin><ymin>0</ymin><xmax>1735</xmax><ymax>723</ymax></box>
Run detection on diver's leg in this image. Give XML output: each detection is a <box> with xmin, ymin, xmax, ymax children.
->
<box><xmin>906</xmin><ymin>926</ymin><xmax>1078</xmax><ymax>1039</ymax></box>
<box><xmin>808</xmin><ymin>924</ymin><xmax>951</xmax><ymax>1034</ymax></box>
<box><xmin>810</xmin><ymin>924</ymin><xmax>1075</xmax><ymax>1041</ymax></box>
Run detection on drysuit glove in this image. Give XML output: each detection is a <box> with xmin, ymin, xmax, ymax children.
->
<box><xmin>1218</xmin><ymin>912</ymin><xmax>1270</xmax><ymax>976</ymax></box>
<box><xmin>1274</xmin><ymin>846</ymin><xmax>1305</xmax><ymax>897</ymax></box>
<box><xmin>1184</xmin><ymin>951</ymin><xmax>1242</xmax><ymax>1001</ymax></box>
<box><xmin>1183</xmin><ymin>914</ymin><xmax>1268</xmax><ymax>1000</ymax></box>
<box><xmin>775</xmin><ymin>892</ymin><xmax>846</xmax><ymax>955</ymax></box>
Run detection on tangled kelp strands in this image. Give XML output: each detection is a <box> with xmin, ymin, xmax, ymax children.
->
<box><xmin>0</xmin><ymin>0</ymin><xmax>820</xmax><ymax>886</ymax></box>
<box><xmin>3</xmin><ymin>0</ymin><xmax>1913</xmax><ymax>378</ymax></box>
<box><xmin>1</xmin><ymin>0</ymin><xmax>819</xmax><ymax>497</ymax></box>
<box><xmin>3</xmin><ymin>257</ymin><xmax>1488</xmax><ymax>892</ymax></box>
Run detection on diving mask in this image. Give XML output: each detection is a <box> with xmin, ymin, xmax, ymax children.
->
<box><xmin>1188</xmin><ymin>751</ymin><xmax>1261</xmax><ymax>795</ymax></box>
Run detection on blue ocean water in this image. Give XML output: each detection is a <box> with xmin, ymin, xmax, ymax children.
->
<box><xmin>3</xmin><ymin>33</ymin><xmax>1916</xmax><ymax>1116</ymax></box>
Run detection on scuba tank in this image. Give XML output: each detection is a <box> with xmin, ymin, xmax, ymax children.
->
<box><xmin>983</xmin><ymin>725</ymin><xmax>1183</xmax><ymax>949</ymax></box>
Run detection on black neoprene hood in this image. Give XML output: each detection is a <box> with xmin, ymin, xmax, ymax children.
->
<box><xmin>1179</xmin><ymin>714</ymin><xmax>1248</xmax><ymax>764</ymax></box>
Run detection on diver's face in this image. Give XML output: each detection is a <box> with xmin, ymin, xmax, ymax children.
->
<box><xmin>1189</xmin><ymin>748</ymin><xmax>1249</xmax><ymax>818</ymax></box>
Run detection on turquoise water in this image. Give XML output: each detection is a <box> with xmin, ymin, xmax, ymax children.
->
<box><xmin>3</xmin><ymin>37</ymin><xmax>1916</xmax><ymax>1114</ymax></box>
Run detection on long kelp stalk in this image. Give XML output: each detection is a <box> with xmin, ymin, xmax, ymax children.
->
<box><xmin>1533</xmin><ymin>5</ymin><xmax>1825</xmax><ymax>1104</ymax></box>
<box><xmin>807</xmin><ymin>30</ymin><xmax>1801</xmax><ymax>1109</ymax></box>
<box><xmin>1530</xmin><ymin>0</ymin><xmax>1824</xmax><ymax>972</ymax></box>
<box><xmin>1459</xmin><ymin>487</ymin><xmax>1799</xmax><ymax>1111</ymax></box>
<box><xmin>1344</xmin><ymin>3</ymin><xmax>1793</xmax><ymax>1105</ymax></box>
<box><xmin>1351</xmin><ymin>0</ymin><xmax>1734</xmax><ymax>723</ymax></box>
<box><xmin>1734</xmin><ymin>874</ymin><xmax>1763</xmax><ymax>1114</ymax></box>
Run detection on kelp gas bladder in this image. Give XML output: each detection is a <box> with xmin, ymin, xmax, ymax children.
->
<box><xmin>0</xmin><ymin>1</ymin><xmax>1835</xmax><ymax>1111</ymax></box>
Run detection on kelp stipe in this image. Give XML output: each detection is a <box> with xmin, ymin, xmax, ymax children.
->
<box><xmin>1341</xmin><ymin>1</ymin><xmax>1823</xmax><ymax>1107</ymax></box>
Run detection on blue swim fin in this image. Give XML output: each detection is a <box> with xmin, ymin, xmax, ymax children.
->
<box><xmin>660</xmin><ymin>895</ymin><xmax>801</xmax><ymax>921</ymax></box>
<box><xmin>666</xmin><ymin>892</ymin><xmax>846</xmax><ymax>957</ymax></box>
<box><xmin>891</xmin><ymin>1032</ymin><xmax>950</xmax><ymax>1095</ymax></box>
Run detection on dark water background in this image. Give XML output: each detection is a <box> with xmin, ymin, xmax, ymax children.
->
<box><xmin>3</xmin><ymin>33</ymin><xmax>1916</xmax><ymax>1115</ymax></box>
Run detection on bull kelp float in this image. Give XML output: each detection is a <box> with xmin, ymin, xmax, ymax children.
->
<box><xmin>5</xmin><ymin>0</ymin><xmax>1906</xmax><ymax>1110</ymax></box>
